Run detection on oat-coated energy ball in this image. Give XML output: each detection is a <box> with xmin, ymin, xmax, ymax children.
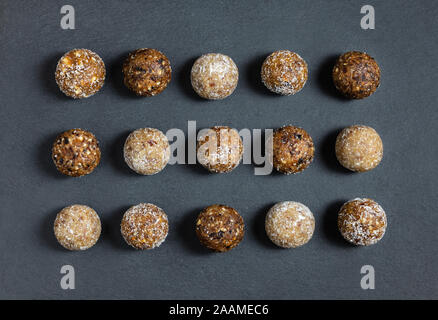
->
<box><xmin>261</xmin><ymin>50</ymin><xmax>308</xmax><ymax>95</ymax></box>
<box><xmin>196</xmin><ymin>204</ymin><xmax>244</xmax><ymax>252</ymax></box>
<box><xmin>338</xmin><ymin>198</ymin><xmax>387</xmax><ymax>246</ymax></box>
<box><xmin>197</xmin><ymin>126</ymin><xmax>243</xmax><ymax>173</ymax></box>
<box><xmin>191</xmin><ymin>53</ymin><xmax>239</xmax><ymax>100</ymax></box>
<box><xmin>335</xmin><ymin>125</ymin><xmax>383</xmax><ymax>172</ymax></box>
<box><xmin>123</xmin><ymin>48</ymin><xmax>172</xmax><ymax>96</ymax></box>
<box><xmin>54</xmin><ymin>205</ymin><xmax>101</xmax><ymax>250</ymax></box>
<box><xmin>332</xmin><ymin>51</ymin><xmax>380</xmax><ymax>99</ymax></box>
<box><xmin>52</xmin><ymin>128</ymin><xmax>101</xmax><ymax>177</ymax></box>
<box><xmin>55</xmin><ymin>49</ymin><xmax>105</xmax><ymax>99</ymax></box>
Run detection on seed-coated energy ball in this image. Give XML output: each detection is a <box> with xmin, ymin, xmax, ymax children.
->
<box><xmin>196</xmin><ymin>204</ymin><xmax>244</xmax><ymax>252</ymax></box>
<box><xmin>261</xmin><ymin>50</ymin><xmax>308</xmax><ymax>95</ymax></box>
<box><xmin>197</xmin><ymin>126</ymin><xmax>243</xmax><ymax>173</ymax></box>
<box><xmin>338</xmin><ymin>198</ymin><xmax>387</xmax><ymax>246</ymax></box>
<box><xmin>191</xmin><ymin>53</ymin><xmax>239</xmax><ymax>100</ymax></box>
<box><xmin>52</xmin><ymin>128</ymin><xmax>101</xmax><ymax>177</ymax></box>
<box><xmin>55</xmin><ymin>49</ymin><xmax>105</xmax><ymax>98</ymax></box>
<box><xmin>265</xmin><ymin>201</ymin><xmax>315</xmax><ymax>248</ymax></box>
<box><xmin>124</xmin><ymin>128</ymin><xmax>170</xmax><ymax>175</ymax></box>
<box><xmin>123</xmin><ymin>48</ymin><xmax>172</xmax><ymax>96</ymax></box>
<box><xmin>54</xmin><ymin>205</ymin><xmax>101</xmax><ymax>250</ymax></box>
<box><xmin>335</xmin><ymin>125</ymin><xmax>383</xmax><ymax>172</ymax></box>
<box><xmin>332</xmin><ymin>51</ymin><xmax>380</xmax><ymax>99</ymax></box>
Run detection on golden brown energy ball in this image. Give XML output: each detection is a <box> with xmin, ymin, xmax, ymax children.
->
<box><xmin>54</xmin><ymin>205</ymin><xmax>101</xmax><ymax>251</ymax></box>
<box><xmin>197</xmin><ymin>126</ymin><xmax>243</xmax><ymax>173</ymax></box>
<box><xmin>52</xmin><ymin>128</ymin><xmax>101</xmax><ymax>177</ymax></box>
<box><xmin>261</xmin><ymin>50</ymin><xmax>308</xmax><ymax>95</ymax></box>
<box><xmin>191</xmin><ymin>53</ymin><xmax>239</xmax><ymax>100</ymax></box>
<box><xmin>55</xmin><ymin>49</ymin><xmax>105</xmax><ymax>99</ymax></box>
<box><xmin>338</xmin><ymin>198</ymin><xmax>387</xmax><ymax>246</ymax></box>
<box><xmin>120</xmin><ymin>203</ymin><xmax>169</xmax><ymax>250</ymax></box>
<box><xmin>123</xmin><ymin>48</ymin><xmax>172</xmax><ymax>96</ymax></box>
<box><xmin>123</xmin><ymin>128</ymin><xmax>170</xmax><ymax>175</ymax></box>
<box><xmin>335</xmin><ymin>125</ymin><xmax>383</xmax><ymax>172</ymax></box>
<box><xmin>332</xmin><ymin>51</ymin><xmax>380</xmax><ymax>99</ymax></box>
<box><xmin>196</xmin><ymin>204</ymin><xmax>244</xmax><ymax>252</ymax></box>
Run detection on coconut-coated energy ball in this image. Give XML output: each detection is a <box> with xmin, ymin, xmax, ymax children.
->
<box><xmin>335</xmin><ymin>125</ymin><xmax>383</xmax><ymax>172</ymax></box>
<box><xmin>52</xmin><ymin>128</ymin><xmax>101</xmax><ymax>177</ymax></box>
<box><xmin>120</xmin><ymin>203</ymin><xmax>169</xmax><ymax>250</ymax></box>
<box><xmin>196</xmin><ymin>204</ymin><xmax>244</xmax><ymax>252</ymax></box>
<box><xmin>124</xmin><ymin>128</ymin><xmax>170</xmax><ymax>175</ymax></box>
<box><xmin>332</xmin><ymin>51</ymin><xmax>380</xmax><ymax>99</ymax></box>
<box><xmin>261</xmin><ymin>50</ymin><xmax>308</xmax><ymax>95</ymax></box>
<box><xmin>55</xmin><ymin>49</ymin><xmax>105</xmax><ymax>98</ymax></box>
<box><xmin>338</xmin><ymin>198</ymin><xmax>387</xmax><ymax>246</ymax></box>
<box><xmin>265</xmin><ymin>201</ymin><xmax>315</xmax><ymax>248</ymax></box>
<box><xmin>54</xmin><ymin>205</ymin><xmax>101</xmax><ymax>250</ymax></box>
<box><xmin>123</xmin><ymin>48</ymin><xmax>172</xmax><ymax>96</ymax></box>
<box><xmin>191</xmin><ymin>53</ymin><xmax>239</xmax><ymax>100</ymax></box>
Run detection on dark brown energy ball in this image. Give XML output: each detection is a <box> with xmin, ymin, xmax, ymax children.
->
<box><xmin>332</xmin><ymin>51</ymin><xmax>380</xmax><ymax>99</ymax></box>
<box><xmin>123</xmin><ymin>48</ymin><xmax>171</xmax><ymax>96</ymax></box>
<box><xmin>196</xmin><ymin>204</ymin><xmax>244</xmax><ymax>252</ymax></box>
<box><xmin>52</xmin><ymin>128</ymin><xmax>101</xmax><ymax>177</ymax></box>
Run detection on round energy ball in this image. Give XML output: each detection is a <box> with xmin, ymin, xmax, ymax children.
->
<box><xmin>338</xmin><ymin>198</ymin><xmax>387</xmax><ymax>246</ymax></box>
<box><xmin>120</xmin><ymin>203</ymin><xmax>169</xmax><ymax>250</ymax></box>
<box><xmin>265</xmin><ymin>201</ymin><xmax>315</xmax><ymax>248</ymax></box>
<box><xmin>55</xmin><ymin>48</ymin><xmax>105</xmax><ymax>99</ymax></box>
<box><xmin>54</xmin><ymin>204</ymin><xmax>101</xmax><ymax>250</ymax></box>
<box><xmin>335</xmin><ymin>125</ymin><xmax>383</xmax><ymax>172</ymax></box>
<box><xmin>196</xmin><ymin>204</ymin><xmax>244</xmax><ymax>252</ymax></box>
<box><xmin>197</xmin><ymin>126</ymin><xmax>243</xmax><ymax>173</ymax></box>
<box><xmin>123</xmin><ymin>48</ymin><xmax>172</xmax><ymax>96</ymax></box>
<box><xmin>191</xmin><ymin>53</ymin><xmax>239</xmax><ymax>100</ymax></box>
<box><xmin>124</xmin><ymin>128</ymin><xmax>170</xmax><ymax>175</ymax></box>
<box><xmin>261</xmin><ymin>50</ymin><xmax>308</xmax><ymax>95</ymax></box>
<box><xmin>332</xmin><ymin>51</ymin><xmax>380</xmax><ymax>99</ymax></box>
<box><xmin>52</xmin><ymin>128</ymin><xmax>101</xmax><ymax>177</ymax></box>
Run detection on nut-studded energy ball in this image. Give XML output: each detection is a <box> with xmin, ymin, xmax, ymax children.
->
<box><xmin>332</xmin><ymin>51</ymin><xmax>381</xmax><ymax>99</ymax></box>
<box><xmin>191</xmin><ymin>53</ymin><xmax>239</xmax><ymax>100</ymax></box>
<box><xmin>120</xmin><ymin>203</ymin><xmax>169</xmax><ymax>250</ymax></box>
<box><xmin>124</xmin><ymin>128</ymin><xmax>170</xmax><ymax>175</ymax></box>
<box><xmin>54</xmin><ymin>205</ymin><xmax>101</xmax><ymax>250</ymax></box>
<box><xmin>196</xmin><ymin>204</ymin><xmax>244</xmax><ymax>252</ymax></box>
<box><xmin>55</xmin><ymin>49</ymin><xmax>105</xmax><ymax>98</ymax></box>
<box><xmin>197</xmin><ymin>126</ymin><xmax>243</xmax><ymax>173</ymax></box>
<box><xmin>335</xmin><ymin>125</ymin><xmax>383</xmax><ymax>172</ymax></box>
<box><xmin>123</xmin><ymin>48</ymin><xmax>172</xmax><ymax>96</ymax></box>
<box><xmin>261</xmin><ymin>50</ymin><xmax>308</xmax><ymax>95</ymax></box>
<box><xmin>338</xmin><ymin>198</ymin><xmax>387</xmax><ymax>246</ymax></box>
<box><xmin>265</xmin><ymin>201</ymin><xmax>315</xmax><ymax>248</ymax></box>
<box><xmin>52</xmin><ymin>128</ymin><xmax>101</xmax><ymax>177</ymax></box>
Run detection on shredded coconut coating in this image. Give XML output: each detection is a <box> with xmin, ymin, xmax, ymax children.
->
<box><xmin>53</xmin><ymin>205</ymin><xmax>101</xmax><ymax>251</ymax></box>
<box><xmin>338</xmin><ymin>198</ymin><xmax>387</xmax><ymax>246</ymax></box>
<box><xmin>124</xmin><ymin>128</ymin><xmax>170</xmax><ymax>175</ymax></box>
<box><xmin>191</xmin><ymin>53</ymin><xmax>239</xmax><ymax>100</ymax></box>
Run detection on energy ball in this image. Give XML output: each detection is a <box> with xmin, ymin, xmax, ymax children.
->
<box><xmin>332</xmin><ymin>51</ymin><xmax>380</xmax><ymax>99</ymax></box>
<box><xmin>123</xmin><ymin>48</ymin><xmax>172</xmax><ymax>96</ymax></box>
<box><xmin>335</xmin><ymin>125</ymin><xmax>383</xmax><ymax>172</ymax></box>
<box><xmin>191</xmin><ymin>53</ymin><xmax>238</xmax><ymax>100</ymax></box>
<box><xmin>197</xmin><ymin>126</ymin><xmax>243</xmax><ymax>173</ymax></box>
<box><xmin>196</xmin><ymin>204</ymin><xmax>244</xmax><ymax>252</ymax></box>
<box><xmin>55</xmin><ymin>49</ymin><xmax>105</xmax><ymax>99</ymax></box>
<box><xmin>120</xmin><ymin>203</ymin><xmax>169</xmax><ymax>250</ymax></box>
<box><xmin>124</xmin><ymin>128</ymin><xmax>170</xmax><ymax>175</ymax></box>
<box><xmin>261</xmin><ymin>50</ymin><xmax>308</xmax><ymax>95</ymax></box>
<box><xmin>54</xmin><ymin>205</ymin><xmax>101</xmax><ymax>250</ymax></box>
<box><xmin>338</xmin><ymin>198</ymin><xmax>387</xmax><ymax>246</ymax></box>
<box><xmin>52</xmin><ymin>128</ymin><xmax>101</xmax><ymax>177</ymax></box>
<box><xmin>265</xmin><ymin>201</ymin><xmax>315</xmax><ymax>248</ymax></box>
